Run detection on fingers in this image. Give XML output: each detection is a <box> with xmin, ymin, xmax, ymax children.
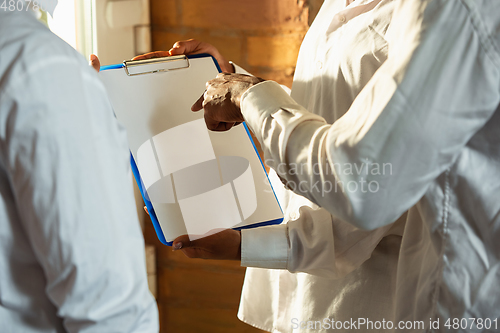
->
<box><xmin>169</xmin><ymin>41</ymin><xmax>189</xmax><ymax>56</ymax></box>
<box><xmin>131</xmin><ymin>39</ymin><xmax>234</xmax><ymax>73</ymax></box>
<box><xmin>89</xmin><ymin>54</ymin><xmax>100</xmax><ymax>72</ymax></box>
<box><xmin>132</xmin><ymin>40</ymin><xmax>206</xmax><ymax>61</ymax></box>
<box><xmin>169</xmin><ymin>39</ymin><xmax>204</xmax><ymax>56</ymax></box>
<box><xmin>168</xmin><ymin>39</ymin><xmax>235</xmax><ymax>73</ymax></box>
<box><xmin>192</xmin><ymin>93</ymin><xmax>235</xmax><ymax>131</ymax></box>
<box><xmin>170</xmin><ymin>230</ymin><xmax>241</xmax><ymax>260</ymax></box>
<box><xmin>191</xmin><ymin>93</ymin><xmax>205</xmax><ymax>112</ymax></box>
<box><xmin>192</xmin><ymin>75</ymin><xmax>247</xmax><ymax>131</ymax></box>
<box><xmin>191</xmin><ymin>92</ymin><xmax>230</xmax><ymax>130</ymax></box>
<box><xmin>132</xmin><ymin>51</ymin><xmax>170</xmax><ymax>61</ymax></box>
<box><xmin>203</xmin><ymin>111</ymin><xmax>234</xmax><ymax>132</ymax></box>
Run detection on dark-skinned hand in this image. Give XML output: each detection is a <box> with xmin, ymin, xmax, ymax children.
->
<box><xmin>191</xmin><ymin>73</ymin><xmax>265</xmax><ymax>131</ymax></box>
<box><xmin>171</xmin><ymin>230</ymin><xmax>241</xmax><ymax>260</ymax></box>
<box><xmin>133</xmin><ymin>39</ymin><xmax>235</xmax><ymax>74</ymax></box>
<box><xmin>144</xmin><ymin>207</ymin><xmax>242</xmax><ymax>261</ymax></box>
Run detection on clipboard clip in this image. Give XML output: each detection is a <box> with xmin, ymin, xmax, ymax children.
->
<box><xmin>123</xmin><ymin>55</ymin><xmax>190</xmax><ymax>76</ymax></box>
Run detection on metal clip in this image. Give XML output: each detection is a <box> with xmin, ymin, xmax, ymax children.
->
<box><xmin>123</xmin><ymin>55</ymin><xmax>190</xmax><ymax>76</ymax></box>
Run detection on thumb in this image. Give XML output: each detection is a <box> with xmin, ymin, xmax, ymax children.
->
<box><xmin>172</xmin><ymin>234</ymin><xmax>192</xmax><ymax>250</ymax></box>
<box><xmin>169</xmin><ymin>39</ymin><xmax>202</xmax><ymax>56</ymax></box>
<box><xmin>168</xmin><ymin>41</ymin><xmax>188</xmax><ymax>56</ymax></box>
<box><xmin>132</xmin><ymin>51</ymin><xmax>170</xmax><ymax>61</ymax></box>
<box><xmin>172</xmin><ymin>235</ymin><xmax>208</xmax><ymax>259</ymax></box>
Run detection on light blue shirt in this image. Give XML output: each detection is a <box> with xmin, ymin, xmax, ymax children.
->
<box><xmin>0</xmin><ymin>8</ymin><xmax>158</xmax><ymax>333</ymax></box>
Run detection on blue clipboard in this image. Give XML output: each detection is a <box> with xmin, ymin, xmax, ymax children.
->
<box><xmin>100</xmin><ymin>54</ymin><xmax>283</xmax><ymax>246</ymax></box>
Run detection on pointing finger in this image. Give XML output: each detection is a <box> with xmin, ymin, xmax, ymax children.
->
<box><xmin>191</xmin><ymin>93</ymin><xmax>205</xmax><ymax>111</ymax></box>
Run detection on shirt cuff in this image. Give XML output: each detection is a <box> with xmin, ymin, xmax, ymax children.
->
<box><xmin>240</xmin><ymin>80</ymin><xmax>325</xmax><ymax>159</ymax></box>
<box><xmin>241</xmin><ymin>224</ymin><xmax>289</xmax><ymax>269</ymax></box>
<box><xmin>230</xmin><ymin>64</ymin><xmax>291</xmax><ymax>94</ymax></box>
<box><xmin>230</xmin><ymin>62</ymin><xmax>252</xmax><ymax>76</ymax></box>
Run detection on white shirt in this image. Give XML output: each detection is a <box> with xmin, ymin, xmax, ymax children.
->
<box><xmin>0</xmin><ymin>8</ymin><xmax>158</xmax><ymax>333</ymax></box>
<box><xmin>238</xmin><ymin>1</ymin><xmax>403</xmax><ymax>332</ymax></box>
<box><xmin>240</xmin><ymin>0</ymin><xmax>500</xmax><ymax>331</ymax></box>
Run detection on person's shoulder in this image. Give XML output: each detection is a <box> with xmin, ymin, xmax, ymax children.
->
<box><xmin>0</xmin><ymin>11</ymin><xmax>87</xmax><ymax>94</ymax></box>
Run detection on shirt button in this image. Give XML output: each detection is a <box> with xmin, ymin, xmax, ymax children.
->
<box><xmin>317</xmin><ymin>61</ymin><xmax>323</xmax><ymax>69</ymax></box>
<box><xmin>290</xmin><ymin>212</ymin><xmax>298</xmax><ymax>220</ymax></box>
<box><xmin>338</xmin><ymin>14</ymin><xmax>346</xmax><ymax>23</ymax></box>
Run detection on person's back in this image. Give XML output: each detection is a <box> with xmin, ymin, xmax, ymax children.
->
<box><xmin>0</xmin><ymin>6</ymin><xmax>158</xmax><ymax>333</ymax></box>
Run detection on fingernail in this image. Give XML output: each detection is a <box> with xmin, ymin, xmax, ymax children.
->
<box><xmin>173</xmin><ymin>242</ymin><xmax>182</xmax><ymax>250</ymax></box>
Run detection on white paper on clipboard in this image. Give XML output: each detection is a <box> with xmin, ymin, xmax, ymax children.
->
<box><xmin>99</xmin><ymin>54</ymin><xmax>283</xmax><ymax>245</ymax></box>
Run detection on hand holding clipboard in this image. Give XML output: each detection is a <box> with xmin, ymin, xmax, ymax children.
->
<box><xmin>98</xmin><ymin>51</ymin><xmax>283</xmax><ymax>248</ymax></box>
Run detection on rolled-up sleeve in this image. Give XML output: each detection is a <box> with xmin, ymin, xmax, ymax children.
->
<box><xmin>241</xmin><ymin>0</ymin><xmax>500</xmax><ymax>230</ymax></box>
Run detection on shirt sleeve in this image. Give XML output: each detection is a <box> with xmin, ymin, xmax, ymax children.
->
<box><xmin>231</xmin><ymin>62</ymin><xmax>253</xmax><ymax>76</ymax></box>
<box><xmin>2</xmin><ymin>55</ymin><xmax>158</xmax><ymax>332</ymax></box>
<box><xmin>231</xmin><ymin>61</ymin><xmax>292</xmax><ymax>95</ymax></box>
<box><xmin>240</xmin><ymin>0</ymin><xmax>500</xmax><ymax>231</ymax></box>
<box><xmin>241</xmin><ymin>172</ymin><xmax>405</xmax><ymax>278</ymax></box>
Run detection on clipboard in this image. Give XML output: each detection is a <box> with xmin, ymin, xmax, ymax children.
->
<box><xmin>99</xmin><ymin>54</ymin><xmax>283</xmax><ymax>245</ymax></box>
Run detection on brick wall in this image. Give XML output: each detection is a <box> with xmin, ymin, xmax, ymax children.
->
<box><xmin>147</xmin><ymin>1</ymin><xmax>324</xmax><ymax>332</ymax></box>
<box><xmin>151</xmin><ymin>0</ymin><xmax>324</xmax><ymax>88</ymax></box>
